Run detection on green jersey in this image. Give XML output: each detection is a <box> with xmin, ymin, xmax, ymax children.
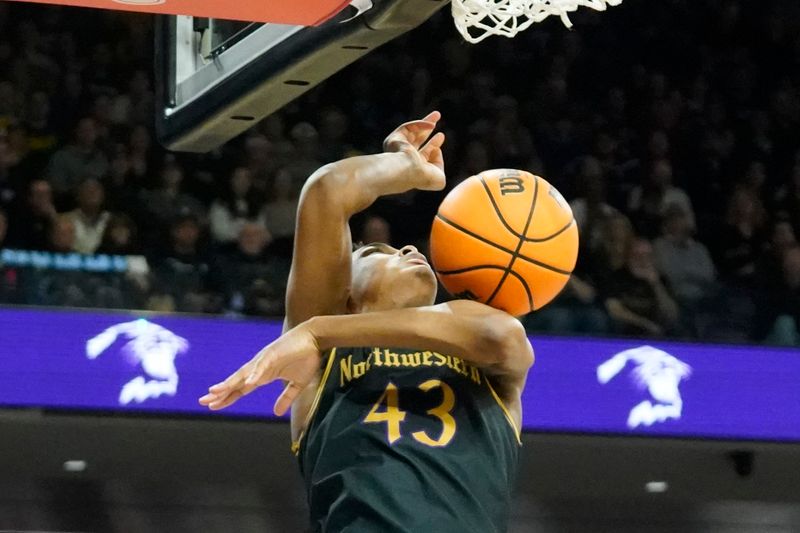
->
<box><xmin>295</xmin><ymin>346</ymin><xmax>521</xmax><ymax>533</ymax></box>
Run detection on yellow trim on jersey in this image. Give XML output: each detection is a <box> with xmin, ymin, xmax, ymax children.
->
<box><xmin>484</xmin><ymin>375</ymin><xmax>523</xmax><ymax>446</ymax></box>
<box><xmin>291</xmin><ymin>347</ymin><xmax>338</xmax><ymax>456</ymax></box>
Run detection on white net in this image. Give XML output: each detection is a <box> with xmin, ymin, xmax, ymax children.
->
<box><xmin>452</xmin><ymin>0</ymin><xmax>623</xmax><ymax>43</ymax></box>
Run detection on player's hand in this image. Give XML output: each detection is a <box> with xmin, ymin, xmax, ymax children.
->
<box><xmin>198</xmin><ymin>323</ymin><xmax>323</xmax><ymax>415</ymax></box>
<box><xmin>383</xmin><ymin>111</ymin><xmax>446</xmax><ymax>192</ymax></box>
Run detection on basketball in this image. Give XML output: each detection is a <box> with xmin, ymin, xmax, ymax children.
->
<box><xmin>429</xmin><ymin>169</ymin><xmax>579</xmax><ymax>316</ymax></box>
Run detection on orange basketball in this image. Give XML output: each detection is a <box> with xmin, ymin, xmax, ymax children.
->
<box><xmin>429</xmin><ymin>169</ymin><xmax>579</xmax><ymax>316</ymax></box>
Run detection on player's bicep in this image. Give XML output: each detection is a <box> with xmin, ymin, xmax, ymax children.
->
<box><xmin>284</xmin><ymin>177</ymin><xmax>353</xmax><ymax>331</ymax></box>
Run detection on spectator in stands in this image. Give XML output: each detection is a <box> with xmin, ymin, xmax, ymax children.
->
<box><xmin>6</xmin><ymin>179</ymin><xmax>57</xmax><ymax>250</ymax></box>
<box><xmin>25</xmin><ymin>90</ymin><xmax>58</xmax><ymax>155</ymax></box>
<box><xmin>151</xmin><ymin>212</ymin><xmax>213</xmax><ymax>313</ymax></box>
<box><xmin>757</xmin><ymin>216</ymin><xmax>797</xmax><ymax>287</ymax></box>
<box><xmin>137</xmin><ymin>155</ymin><xmax>205</xmax><ymax>245</ymax></box>
<box><xmin>489</xmin><ymin>95</ymin><xmax>535</xmax><ymax>169</ymax></box>
<box><xmin>757</xmin><ymin>246</ymin><xmax>800</xmax><ymax>346</ymax></box>
<box><xmin>604</xmin><ymin>238</ymin><xmax>679</xmax><ymax>337</ymax></box>
<box><xmin>653</xmin><ymin>205</ymin><xmax>717</xmax><ymax>309</ymax></box>
<box><xmin>64</xmin><ymin>178</ymin><xmax>110</xmax><ymax>254</ymax></box>
<box><xmin>209</xmin><ymin>166</ymin><xmax>266</xmax><ymax>244</ymax></box>
<box><xmin>263</xmin><ymin>168</ymin><xmax>299</xmax><ymax>257</ymax></box>
<box><xmin>739</xmin><ymin>160</ymin><xmax>768</xmax><ymax>197</ymax></box>
<box><xmin>127</xmin><ymin>124</ymin><xmax>158</xmax><ymax>183</ymax></box>
<box><xmin>1</xmin><ymin>124</ymin><xmax>33</xmax><ymax>189</ymax></box>
<box><xmin>110</xmin><ymin>69</ymin><xmax>154</xmax><ymax>127</ymax></box>
<box><xmin>0</xmin><ymin>81</ymin><xmax>21</xmax><ymax>130</ymax></box>
<box><xmin>104</xmin><ymin>142</ymin><xmax>136</xmax><ymax>209</ymax></box>
<box><xmin>45</xmin><ymin>117</ymin><xmax>109</xmax><ymax>197</ymax></box>
<box><xmin>627</xmin><ymin>158</ymin><xmax>695</xmax><ymax>239</ymax></box>
<box><xmin>570</xmin><ymin>156</ymin><xmax>620</xmax><ymax>253</ymax></box>
<box><xmin>0</xmin><ymin>128</ymin><xmax>19</xmax><ymax>207</ymax></box>
<box><xmin>213</xmin><ymin>222</ymin><xmax>286</xmax><ymax>317</ymax></box>
<box><xmin>285</xmin><ymin>122</ymin><xmax>323</xmax><ymax>188</ymax></box>
<box><xmin>259</xmin><ymin>113</ymin><xmax>294</xmax><ymax>164</ymax></box>
<box><xmin>773</xmin><ymin>161</ymin><xmax>800</xmax><ymax>232</ymax></box>
<box><xmin>526</xmin><ymin>211</ymin><xmax>624</xmax><ymax>335</ymax></box>
<box><xmin>243</xmin><ymin>134</ymin><xmax>278</xmax><ymax>189</ymax></box>
<box><xmin>713</xmin><ymin>187</ymin><xmax>766</xmax><ymax>288</ymax></box>
<box><xmin>524</xmin><ymin>273</ymin><xmax>610</xmax><ymax>335</ymax></box>
<box><xmin>50</xmin><ymin>70</ymin><xmax>86</xmax><ymax>136</ymax></box>
<box><xmin>317</xmin><ymin>107</ymin><xmax>351</xmax><ymax>163</ymax></box>
<box><xmin>646</xmin><ymin>131</ymin><xmax>670</xmax><ymax>161</ymax></box>
<box><xmin>48</xmin><ymin>214</ymin><xmax>77</xmax><ymax>253</ymax></box>
<box><xmin>97</xmin><ymin>213</ymin><xmax>139</xmax><ymax>256</ymax></box>
<box><xmin>0</xmin><ymin>205</ymin><xmax>20</xmax><ymax>302</ymax></box>
<box><xmin>585</xmin><ymin>213</ymin><xmax>635</xmax><ymax>287</ymax></box>
<box><xmin>0</xmin><ymin>206</ymin><xmax>7</xmax><ymax>247</ymax></box>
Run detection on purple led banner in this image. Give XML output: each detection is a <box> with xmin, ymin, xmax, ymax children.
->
<box><xmin>0</xmin><ymin>307</ymin><xmax>798</xmax><ymax>441</ymax></box>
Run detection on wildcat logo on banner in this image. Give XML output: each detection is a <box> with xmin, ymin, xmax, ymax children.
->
<box><xmin>6</xmin><ymin>0</ymin><xmax>353</xmax><ymax>26</ymax></box>
<box><xmin>597</xmin><ymin>346</ymin><xmax>692</xmax><ymax>429</ymax></box>
<box><xmin>86</xmin><ymin>319</ymin><xmax>189</xmax><ymax>405</ymax></box>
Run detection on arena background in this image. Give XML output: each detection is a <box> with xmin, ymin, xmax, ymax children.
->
<box><xmin>0</xmin><ymin>0</ymin><xmax>799</xmax><ymax>531</ymax></box>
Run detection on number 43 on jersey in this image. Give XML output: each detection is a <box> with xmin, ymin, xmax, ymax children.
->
<box><xmin>364</xmin><ymin>379</ymin><xmax>456</xmax><ymax>447</ymax></box>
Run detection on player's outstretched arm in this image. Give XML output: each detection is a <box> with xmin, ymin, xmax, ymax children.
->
<box><xmin>200</xmin><ymin>300</ymin><xmax>533</xmax><ymax>416</ymax></box>
<box><xmin>283</xmin><ymin>111</ymin><xmax>446</xmax><ymax>332</ymax></box>
<box><xmin>306</xmin><ymin>300</ymin><xmax>533</xmax><ymax>377</ymax></box>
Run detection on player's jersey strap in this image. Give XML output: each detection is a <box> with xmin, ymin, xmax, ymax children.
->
<box><xmin>298</xmin><ymin>346</ymin><xmax>520</xmax><ymax>533</ymax></box>
<box><xmin>292</xmin><ymin>347</ymin><xmax>338</xmax><ymax>455</ymax></box>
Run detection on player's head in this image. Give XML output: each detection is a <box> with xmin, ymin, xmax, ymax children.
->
<box><xmin>349</xmin><ymin>242</ymin><xmax>437</xmax><ymax>313</ymax></box>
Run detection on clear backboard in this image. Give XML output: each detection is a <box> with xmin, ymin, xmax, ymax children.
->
<box><xmin>155</xmin><ymin>0</ymin><xmax>448</xmax><ymax>153</ymax></box>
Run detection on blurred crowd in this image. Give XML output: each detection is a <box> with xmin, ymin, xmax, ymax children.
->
<box><xmin>0</xmin><ymin>0</ymin><xmax>798</xmax><ymax>345</ymax></box>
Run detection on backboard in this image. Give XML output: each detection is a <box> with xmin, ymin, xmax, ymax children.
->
<box><xmin>155</xmin><ymin>0</ymin><xmax>448</xmax><ymax>153</ymax></box>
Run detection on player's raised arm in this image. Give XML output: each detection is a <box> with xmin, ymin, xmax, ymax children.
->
<box><xmin>283</xmin><ymin>111</ymin><xmax>446</xmax><ymax>332</ymax></box>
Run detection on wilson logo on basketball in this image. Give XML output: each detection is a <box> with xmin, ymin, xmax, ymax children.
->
<box><xmin>499</xmin><ymin>177</ymin><xmax>526</xmax><ymax>195</ymax></box>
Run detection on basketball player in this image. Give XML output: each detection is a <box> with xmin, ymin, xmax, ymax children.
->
<box><xmin>200</xmin><ymin>111</ymin><xmax>534</xmax><ymax>532</ymax></box>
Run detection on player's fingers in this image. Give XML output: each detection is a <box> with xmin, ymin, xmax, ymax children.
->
<box><xmin>273</xmin><ymin>382</ymin><xmax>304</xmax><ymax>416</ymax></box>
<box><xmin>420</xmin><ymin>134</ymin><xmax>446</xmax><ymax>172</ymax></box>
<box><xmin>213</xmin><ymin>375</ymin><xmax>260</xmax><ymax>408</ymax></box>
<box><xmin>208</xmin><ymin>390</ymin><xmax>243</xmax><ymax>410</ymax></box>
<box><xmin>398</xmin><ymin>121</ymin><xmax>436</xmax><ymax>144</ymax></box>
<box><xmin>420</xmin><ymin>132</ymin><xmax>445</xmax><ymax>156</ymax></box>
<box><xmin>419</xmin><ymin>110</ymin><xmax>441</xmax><ymax>124</ymax></box>
<box><xmin>211</xmin><ymin>376</ymin><xmax>265</xmax><ymax>409</ymax></box>
<box><xmin>384</xmin><ymin>120</ymin><xmax>437</xmax><ymax>150</ymax></box>
<box><xmin>208</xmin><ymin>382</ymin><xmax>228</xmax><ymax>393</ymax></box>
<box><xmin>199</xmin><ymin>392</ymin><xmax>219</xmax><ymax>405</ymax></box>
<box><xmin>428</xmin><ymin>147</ymin><xmax>445</xmax><ymax>174</ymax></box>
<box><xmin>245</xmin><ymin>350</ymin><xmax>275</xmax><ymax>386</ymax></box>
<box><xmin>213</xmin><ymin>368</ymin><xmax>248</xmax><ymax>394</ymax></box>
<box><xmin>209</xmin><ymin>353</ymin><xmax>261</xmax><ymax>392</ymax></box>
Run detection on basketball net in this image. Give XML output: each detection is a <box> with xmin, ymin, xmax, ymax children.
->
<box><xmin>452</xmin><ymin>0</ymin><xmax>623</xmax><ymax>43</ymax></box>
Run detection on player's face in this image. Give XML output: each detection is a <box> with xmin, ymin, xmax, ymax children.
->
<box><xmin>350</xmin><ymin>243</ymin><xmax>437</xmax><ymax>312</ymax></box>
